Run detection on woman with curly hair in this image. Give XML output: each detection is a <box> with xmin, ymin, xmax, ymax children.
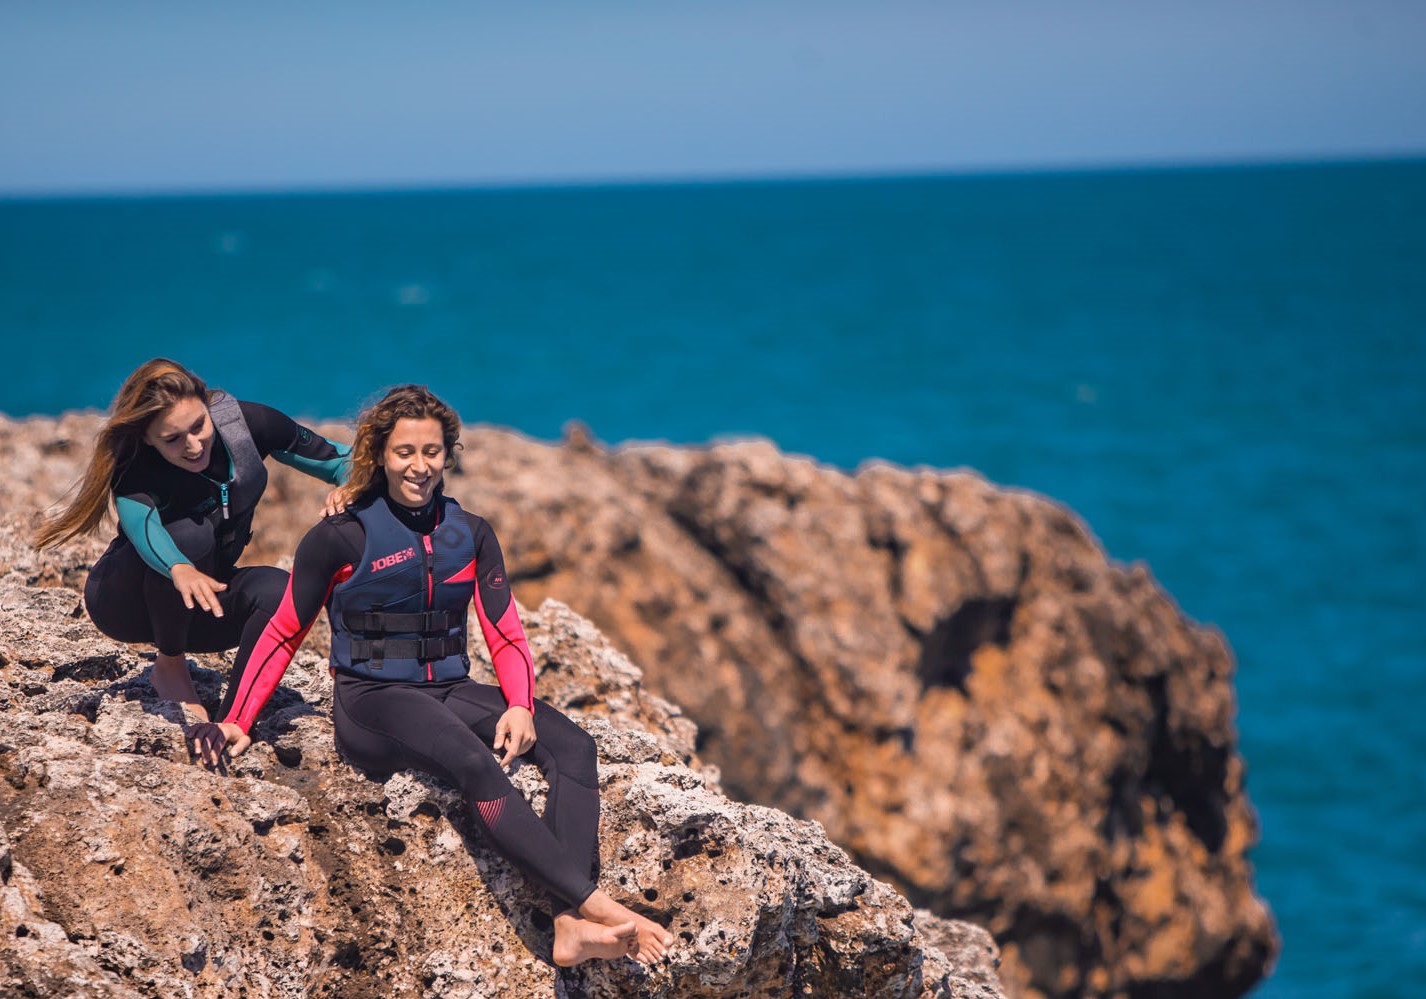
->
<box><xmin>205</xmin><ymin>383</ymin><xmax>673</xmax><ymax>967</ymax></box>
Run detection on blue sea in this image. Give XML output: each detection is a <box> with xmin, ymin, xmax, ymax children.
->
<box><xmin>2</xmin><ymin>161</ymin><xmax>1423</xmax><ymax>998</ymax></box>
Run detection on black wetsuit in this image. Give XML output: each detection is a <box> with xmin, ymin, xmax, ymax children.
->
<box><xmin>84</xmin><ymin>399</ymin><xmax>348</xmax><ymax>662</ymax></box>
<box><xmin>219</xmin><ymin>493</ymin><xmax>601</xmax><ymax>911</ymax></box>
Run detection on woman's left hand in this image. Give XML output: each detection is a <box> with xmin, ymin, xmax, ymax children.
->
<box><xmin>494</xmin><ymin>706</ymin><xmax>536</xmax><ymax>767</ymax></box>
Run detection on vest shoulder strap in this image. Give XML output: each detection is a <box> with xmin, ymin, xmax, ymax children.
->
<box><xmin>208</xmin><ymin>394</ymin><xmax>266</xmax><ymax>511</ymax></box>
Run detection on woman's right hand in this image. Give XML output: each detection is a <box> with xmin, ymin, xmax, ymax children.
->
<box><xmin>170</xmin><ymin>563</ymin><xmax>228</xmax><ymax>617</ymax></box>
<box><xmin>186</xmin><ymin>721</ymin><xmax>252</xmax><ymax>768</ymax></box>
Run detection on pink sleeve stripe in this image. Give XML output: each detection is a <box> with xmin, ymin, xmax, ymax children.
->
<box><xmin>473</xmin><ymin>592</ymin><xmax>535</xmax><ymax>712</ymax></box>
<box><xmin>442</xmin><ymin>557</ymin><xmax>478</xmax><ymax>584</ymax></box>
<box><xmin>222</xmin><ymin>565</ymin><xmax>352</xmax><ymax>733</ymax></box>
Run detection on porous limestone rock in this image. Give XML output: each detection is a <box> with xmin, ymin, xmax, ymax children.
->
<box><xmin>1</xmin><ymin>411</ymin><xmax>1278</xmax><ymax>997</ymax></box>
<box><xmin>380</xmin><ymin>425</ymin><xmax>1274</xmax><ymax>999</ymax></box>
<box><xmin>0</xmin><ymin>512</ymin><xmax>1001</xmax><ymax>998</ymax></box>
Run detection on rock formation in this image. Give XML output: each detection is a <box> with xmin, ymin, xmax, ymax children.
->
<box><xmin>0</xmin><ymin>412</ymin><xmax>1279</xmax><ymax>997</ymax></box>
<box><xmin>0</xmin><ymin>511</ymin><xmax>1001</xmax><ymax>998</ymax></box>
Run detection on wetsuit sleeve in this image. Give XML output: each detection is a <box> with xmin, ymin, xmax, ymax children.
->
<box><xmin>114</xmin><ymin>494</ymin><xmax>190</xmax><ymax>577</ymax></box>
<box><xmin>240</xmin><ymin>400</ymin><xmax>351</xmax><ymax>484</ymax></box>
<box><xmin>219</xmin><ymin>518</ymin><xmax>361</xmax><ymax>733</ymax></box>
<box><xmin>469</xmin><ymin>515</ymin><xmax>536</xmax><ymax>713</ymax></box>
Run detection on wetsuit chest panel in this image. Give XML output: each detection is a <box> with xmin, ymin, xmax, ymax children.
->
<box><xmin>109</xmin><ymin>395</ymin><xmax>270</xmax><ymax>574</ymax></box>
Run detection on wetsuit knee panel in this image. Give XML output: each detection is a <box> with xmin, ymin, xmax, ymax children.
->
<box><xmin>535</xmin><ymin>710</ymin><xmax>599</xmax><ymax>786</ymax></box>
<box><xmin>428</xmin><ymin>725</ymin><xmax>508</xmax><ymax>801</ymax></box>
<box><xmin>232</xmin><ymin>565</ymin><xmax>290</xmax><ymax>617</ymax></box>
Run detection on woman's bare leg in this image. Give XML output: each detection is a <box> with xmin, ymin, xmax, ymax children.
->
<box><xmin>150</xmin><ymin>652</ymin><xmax>209</xmax><ymax>721</ymax></box>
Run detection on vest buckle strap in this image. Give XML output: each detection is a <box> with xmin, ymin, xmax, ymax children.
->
<box><xmin>350</xmin><ymin>636</ymin><xmax>385</xmax><ymax>668</ymax></box>
<box><xmin>417</xmin><ymin>635</ymin><xmax>464</xmax><ymax>659</ymax></box>
<box><xmin>350</xmin><ymin>634</ymin><xmax>465</xmax><ymax>663</ymax></box>
<box><xmin>421</xmin><ymin>610</ymin><xmax>460</xmax><ymax>632</ymax></box>
<box><xmin>342</xmin><ymin>609</ymin><xmax>462</xmax><ymax>635</ymax></box>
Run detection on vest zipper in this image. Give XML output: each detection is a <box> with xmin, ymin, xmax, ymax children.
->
<box><xmin>423</xmin><ymin>534</ymin><xmax>435</xmax><ymax>681</ymax></box>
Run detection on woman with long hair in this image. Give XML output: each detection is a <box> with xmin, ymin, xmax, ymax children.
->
<box><xmin>204</xmin><ymin>384</ymin><xmax>673</xmax><ymax>967</ymax></box>
<box><xmin>35</xmin><ymin>358</ymin><xmax>351</xmax><ymax>740</ymax></box>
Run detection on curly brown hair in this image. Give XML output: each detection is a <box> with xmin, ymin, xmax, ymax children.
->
<box><xmin>335</xmin><ymin>384</ymin><xmax>463</xmax><ymax>506</ymax></box>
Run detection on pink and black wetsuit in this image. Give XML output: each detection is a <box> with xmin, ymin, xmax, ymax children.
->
<box><xmin>218</xmin><ymin>490</ymin><xmax>600</xmax><ymax>911</ymax></box>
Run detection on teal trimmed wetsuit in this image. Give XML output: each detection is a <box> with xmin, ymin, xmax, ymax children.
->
<box><xmin>83</xmin><ymin>395</ymin><xmax>349</xmax><ymax>664</ymax></box>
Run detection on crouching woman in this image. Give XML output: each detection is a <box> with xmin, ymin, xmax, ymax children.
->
<box><xmin>33</xmin><ymin>357</ymin><xmax>350</xmax><ymax>736</ymax></box>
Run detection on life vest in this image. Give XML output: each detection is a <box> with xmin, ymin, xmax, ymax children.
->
<box><xmin>207</xmin><ymin>393</ymin><xmax>268</xmax><ymax>569</ymax></box>
<box><xmin>328</xmin><ymin>493</ymin><xmax>475</xmax><ymax>683</ymax></box>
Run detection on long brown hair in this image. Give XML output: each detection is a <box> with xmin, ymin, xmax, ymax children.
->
<box><xmin>336</xmin><ymin>384</ymin><xmax>463</xmax><ymax>506</ymax></box>
<box><xmin>34</xmin><ymin>358</ymin><xmax>211</xmax><ymax>549</ymax></box>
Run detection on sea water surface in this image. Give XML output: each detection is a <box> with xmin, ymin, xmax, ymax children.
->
<box><xmin>2</xmin><ymin>161</ymin><xmax>1423</xmax><ymax>998</ymax></box>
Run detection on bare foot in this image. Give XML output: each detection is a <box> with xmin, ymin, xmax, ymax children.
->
<box><xmin>551</xmin><ymin>911</ymin><xmax>637</xmax><ymax>966</ymax></box>
<box><xmin>578</xmin><ymin>890</ymin><xmax>674</xmax><ymax>964</ymax></box>
<box><xmin>151</xmin><ymin>652</ymin><xmax>208</xmax><ymax>721</ymax></box>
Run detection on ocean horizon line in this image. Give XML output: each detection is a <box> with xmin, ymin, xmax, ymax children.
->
<box><xmin>2</xmin><ymin>151</ymin><xmax>1423</xmax><ymax>205</ymax></box>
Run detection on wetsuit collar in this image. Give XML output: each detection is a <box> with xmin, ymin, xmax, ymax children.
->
<box><xmin>383</xmin><ymin>489</ymin><xmax>441</xmax><ymax>535</ymax></box>
<box><xmin>202</xmin><ymin>434</ymin><xmax>230</xmax><ymax>480</ymax></box>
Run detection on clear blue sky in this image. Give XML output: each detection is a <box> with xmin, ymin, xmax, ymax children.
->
<box><xmin>3</xmin><ymin>0</ymin><xmax>1424</xmax><ymax>196</ymax></box>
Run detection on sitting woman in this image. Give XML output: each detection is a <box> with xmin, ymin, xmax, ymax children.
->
<box><xmin>204</xmin><ymin>384</ymin><xmax>673</xmax><ymax>967</ymax></box>
<box><xmin>34</xmin><ymin>357</ymin><xmax>350</xmax><ymax>739</ymax></box>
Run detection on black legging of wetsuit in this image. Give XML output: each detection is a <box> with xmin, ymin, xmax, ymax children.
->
<box><xmin>333</xmin><ymin>672</ymin><xmax>601</xmax><ymax>911</ymax></box>
<box><xmin>84</xmin><ymin>513</ymin><xmax>287</xmax><ymax>661</ymax></box>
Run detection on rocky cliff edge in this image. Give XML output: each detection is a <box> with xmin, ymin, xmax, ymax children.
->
<box><xmin>0</xmin><ymin>412</ymin><xmax>1278</xmax><ymax>997</ymax></box>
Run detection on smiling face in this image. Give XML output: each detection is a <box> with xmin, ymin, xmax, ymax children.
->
<box><xmin>381</xmin><ymin>417</ymin><xmax>446</xmax><ymax>508</ymax></box>
<box><xmin>143</xmin><ymin>395</ymin><xmax>215</xmax><ymax>471</ymax></box>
